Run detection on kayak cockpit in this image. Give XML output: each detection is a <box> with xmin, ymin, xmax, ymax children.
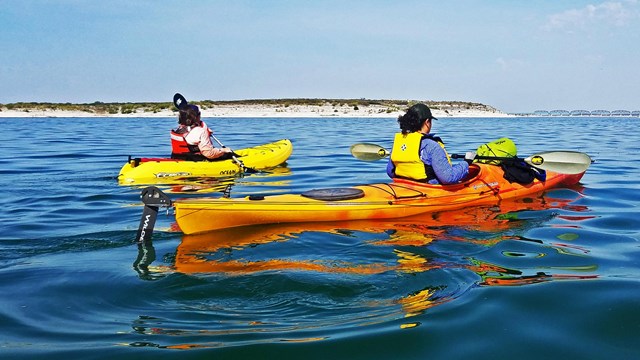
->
<box><xmin>392</xmin><ymin>163</ymin><xmax>483</xmax><ymax>190</ymax></box>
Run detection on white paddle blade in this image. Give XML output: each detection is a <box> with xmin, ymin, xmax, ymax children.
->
<box><xmin>350</xmin><ymin>143</ymin><xmax>390</xmax><ymax>161</ymax></box>
<box><xmin>525</xmin><ymin>151</ymin><xmax>592</xmax><ymax>175</ymax></box>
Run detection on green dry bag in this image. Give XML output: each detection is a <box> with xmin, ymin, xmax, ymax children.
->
<box><xmin>476</xmin><ymin>137</ymin><xmax>517</xmax><ymax>165</ymax></box>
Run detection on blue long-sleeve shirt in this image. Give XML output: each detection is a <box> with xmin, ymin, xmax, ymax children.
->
<box><xmin>386</xmin><ymin>136</ymin><xmax>469</xmax><ymax>185</ymax></box>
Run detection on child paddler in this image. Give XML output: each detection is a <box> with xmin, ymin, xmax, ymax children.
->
<box><xmin>170</xmin><ymin>102</ymin><xmax>233</xmax><ymax>161</ymax></box>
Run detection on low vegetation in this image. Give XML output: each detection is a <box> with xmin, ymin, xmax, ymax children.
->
<box><xmin>0</xmin><ymin>101</ymin><xmax>174</xmax><ymax>114</ymax></box>
<box><xmin>0</xmin><ymin>99</ymin><xmax>498</xmax><ymax>114</ymax></box>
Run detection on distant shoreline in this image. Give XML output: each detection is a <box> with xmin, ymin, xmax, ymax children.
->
<box><xmin>0</xmin><ymin>99</ymin><xmax>512</xmax><ymax>118</ymax></box>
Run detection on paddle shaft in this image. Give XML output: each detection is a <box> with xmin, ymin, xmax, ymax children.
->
<box><xmin>451</xmin><ymin>154</ymin><xmax>518</xmax><ymax>161</ymax></box>
<box><xmin>350</xmin><ymin>142</ymin><xmax>591</xmax><ymax>174</ymax></box>
<box><xmin>210</xmin><ymin>133</ymin><xmax>247</xmax><ymax>171</ymax></box>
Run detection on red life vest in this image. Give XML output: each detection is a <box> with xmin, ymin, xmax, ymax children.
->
<box><xmin>170</xmin><ymin>122</ymin><xmax>212</xmax><ymax>155</ymax></box>
<box><xmin>170</xmin><ymin>130</ymin><xmax>196</xmax><ymax>155</ymax></box>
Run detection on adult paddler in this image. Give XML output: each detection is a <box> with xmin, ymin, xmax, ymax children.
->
<box><xmin>386</xmin><ymin>103</ymin><xmax>476</xmax><ymax>184</ymax></box>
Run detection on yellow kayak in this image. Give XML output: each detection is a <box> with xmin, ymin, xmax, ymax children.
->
<box><xmin>172</xmin><ymin>164</ymin><xmax>587</xmax><ymax>234</ymax></box>
<box><xmin>118</xmin><ymin>139</ymin><xmax>292</xmax><ymax>185</ymax></box>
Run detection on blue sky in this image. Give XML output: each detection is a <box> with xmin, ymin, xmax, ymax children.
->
<box><xmin>1</xmin><ymin>0</ymin><xmax>638</xmax><ymax>112</ymax></box>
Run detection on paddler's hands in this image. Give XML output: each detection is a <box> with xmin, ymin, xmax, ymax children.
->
<box><xmin>464</xmin><ymin>151</ymin><xmax>476</xmax><ymax>164</ymax></box>
<box><xmin>220</xmin><ymin>147</ymin><xmax>240</xmax><ymax>157</ymax></box>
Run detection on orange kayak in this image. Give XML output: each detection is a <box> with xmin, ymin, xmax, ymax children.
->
<box><xmin>173</xmin><ymin>163</ymin><xmax>587</xmax><ymax>234</ymax></box>
<box><xmin>170</xmin><ymin>189</ymin><xmax>591</xmax><ymax>275</ymax></box>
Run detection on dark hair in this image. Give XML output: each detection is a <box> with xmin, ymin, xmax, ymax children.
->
<box><xmin>178</xmin><ymin>104</ymin><xmax>201</xmax><ymax>127</ymax></box>
<box><xmin>397</xmin><ymin>108</ymin><xmax>427</xmax><ymax>134</ymax></box>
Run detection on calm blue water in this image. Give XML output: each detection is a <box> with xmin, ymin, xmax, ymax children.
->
<box><xmin>0</xmin><ymin>116</ymin><xmax>639</xmax><ymax>359</ymax></box>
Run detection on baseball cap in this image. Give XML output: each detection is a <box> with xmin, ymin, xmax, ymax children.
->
<box><xmin>409</xmin><ymin>103</ymin><xmax>438</xmax><ymax>121</ymax></box>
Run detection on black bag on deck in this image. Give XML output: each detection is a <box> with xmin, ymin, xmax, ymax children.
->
<box><xmin>501</xmin><ymin>159</ymin><xmax>546</xmax><ymax>185</ymax></box>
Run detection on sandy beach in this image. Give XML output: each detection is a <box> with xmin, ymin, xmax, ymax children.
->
<box><xmin>0</xmin><ymin>103</ymin><xmax>513</xmax><ymax>118</ymax></box>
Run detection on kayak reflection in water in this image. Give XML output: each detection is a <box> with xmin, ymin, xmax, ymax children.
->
<box><xmin>170</xmin><ymin>101</ymin><xmax>234</xmax><ymax>161</ymax></box>
<box><xmin>386</xmin><ymin>103</ymin><xmax>476</xmax><ymax>184</ymax></box>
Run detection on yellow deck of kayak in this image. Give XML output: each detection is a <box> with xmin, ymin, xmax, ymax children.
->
<box><xmin>174</xmin><ymin>164</ymin><xmax>586</xmax><ymax>234</ymax></box>
<box><xmin>118</xmin><ymin>139</ymin><xmax>292</xmax><ymax>184</ymax></box>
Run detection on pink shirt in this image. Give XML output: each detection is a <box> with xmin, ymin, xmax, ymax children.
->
<box><xmin>182</xmin><ymin>123</ymin><xmax>226</xmax><ymax>159</ymax></box>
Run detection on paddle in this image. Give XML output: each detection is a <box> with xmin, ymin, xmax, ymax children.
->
<box><xmin>173</xmin><ymin>93</ymin><xmax>188</xmax><ymax>110</ymax></box>
<box><xmin>349</xmin><ymin>143</ymin><xmax>592</xmax><ymax>175</ymax></box>
<box><xmin>173</xmin><ymin>93</ymin><xmax>254</xmax><ymax>173</ymax></box>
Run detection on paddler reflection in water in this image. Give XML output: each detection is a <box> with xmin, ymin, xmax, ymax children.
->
<box><xmin>387</xmin><ymin>103</ymin><xmax>476</xmax><ymax>184</ymax></box>
<box><xmin>170</xmin><ymin>104</ymin><xmax>234</xmax><ymax>161</ymax></box>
